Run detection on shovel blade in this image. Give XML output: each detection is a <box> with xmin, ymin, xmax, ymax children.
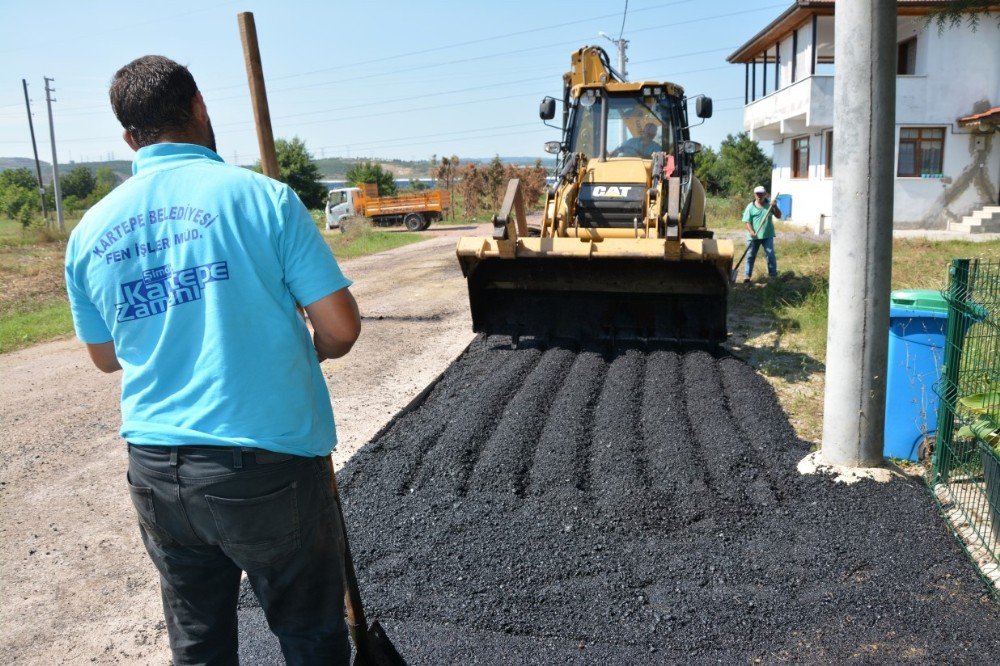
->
<box><xmin>352</xmin><ymin>620</ymin><xmax>407</xmax><ymax>666</ymax></box>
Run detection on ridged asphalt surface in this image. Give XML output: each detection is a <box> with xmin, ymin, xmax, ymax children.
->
<box><xmin>239</xmin><ymin>336</ymin><xmax>1000</xmax><ymax>664</ymax></box>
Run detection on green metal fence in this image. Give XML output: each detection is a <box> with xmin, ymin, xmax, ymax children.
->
<box><xmin>930</xmin><ymin>258</ymin><xmax>1000</xmax><ymax>594</ymax></box>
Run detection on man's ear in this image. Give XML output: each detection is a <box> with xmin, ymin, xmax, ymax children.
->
<box><xmin>191</xmin><ymin>92</ymin><xmax>208</xmax><ymax>124</ymax></box>
<box><xmin>123</xmin><ymin>129</ymin><xmax>140</xmax><ymax>151</ymax></box>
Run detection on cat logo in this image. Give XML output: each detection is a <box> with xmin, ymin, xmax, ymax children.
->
<box><xmin>591</xmin><ymin>186</ymin><xmax>632</xmax><ymax>198</ymax></box>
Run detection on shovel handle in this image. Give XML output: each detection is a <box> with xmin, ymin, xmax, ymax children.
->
<box><xmin>326</xmin><ymin>458</ymin><xmax>372</xmax><ymax>660</ymax></box>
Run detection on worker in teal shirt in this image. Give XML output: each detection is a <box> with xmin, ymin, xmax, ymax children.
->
<box><xmin>741</xmin><ymin>185</ymin><xmax>782</xmax><ymax>283</ymax></box>
<box><xmin>65</xmin><ymin>56</ymin><xmax>360</xmax><ymax>664</ymax></box>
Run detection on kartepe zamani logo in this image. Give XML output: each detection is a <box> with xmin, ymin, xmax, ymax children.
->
<box><xmin>115</xmin><ymin>261</ymin><xmax>229</xmax><ymax>322</ymax></box>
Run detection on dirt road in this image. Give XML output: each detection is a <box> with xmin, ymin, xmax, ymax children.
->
<box><xmin>0</xmin><ymin>223</ymin><xmax>484</xmax><ymax>664</ymax></box>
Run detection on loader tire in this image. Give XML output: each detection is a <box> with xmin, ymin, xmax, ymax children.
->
<box><xmin>404</xmin><ymin>213</ymin><xmax>425</xmax><ymax>232</ymax></box>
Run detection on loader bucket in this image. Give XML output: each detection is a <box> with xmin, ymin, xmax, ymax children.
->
<box><xmin>458</xmin><ymin>247</ymin><xmax>732</xmax><ymax>344</ymax></box>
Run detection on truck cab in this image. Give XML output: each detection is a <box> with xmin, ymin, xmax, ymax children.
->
<box><xmin>325</xmin><ymin>187</ymin><xmax>360</xmax><ymax>229</ymax></box>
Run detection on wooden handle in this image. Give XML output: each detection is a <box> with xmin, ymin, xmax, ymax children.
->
<box><xmin>326</xmin><ymin>458</ymin><xmax>371</xmax><ymax>660</ymax></box>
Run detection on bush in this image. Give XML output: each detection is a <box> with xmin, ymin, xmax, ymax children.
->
<box><xmin>0</xmin><ymin>169</ymin><xmax>42</xmax><ymax>228</ymax></box>
<box><xmin>455</xmin><ymin>157</ymin><xmax>548</xmax><ymax>219</ymax></box>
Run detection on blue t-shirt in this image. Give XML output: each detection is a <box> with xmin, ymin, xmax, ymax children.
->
<box><xmin>64</xmin><ymin>143</ymin><xmax>351</xmax><ymax>456</ymax></box>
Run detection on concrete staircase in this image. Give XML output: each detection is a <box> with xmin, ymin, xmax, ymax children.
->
<box><xmin>948</xmin><ymin>205</ymin><xmax>1000</xmax><ymax>234</ymax></box>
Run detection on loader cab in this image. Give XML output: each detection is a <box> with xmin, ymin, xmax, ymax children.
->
<box><xmin>564</xmin><ymin>88</ymin><xmax>684</xmax><ymax>164</ymax></box>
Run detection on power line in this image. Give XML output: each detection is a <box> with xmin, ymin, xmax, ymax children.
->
<box><xmin>41</xmin><ymin>4</ymin><xmax>775</xmax><ymax>117</ymax></box>
<box><xmin>208</xmin><ymin>0</ymin><xmax>704</xmax><ymax>93</ymax></box>
<box><xmin>313</xmin><ymin>122</ymin><xmax>540</xmax><ymax>153</ymax></box>
<box><xmin>29</xmin><ymin>57</ymin><xmax>752</xmax><ymax>146</ymax></box>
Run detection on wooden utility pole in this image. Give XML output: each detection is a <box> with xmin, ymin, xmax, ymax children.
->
<box><xmin>21</xmin><ymin>79</ymin><xmax>48</xmax><ymax>222</ymax></box>
<box><xmin>237</xmin><ymin>12</ymin><xmax>279</xmax><ymax>178</ymax></box>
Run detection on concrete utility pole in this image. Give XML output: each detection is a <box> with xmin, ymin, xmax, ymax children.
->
<box><xmin>599</xmin><ymin>31</ymin><xmax>630</xmax><ymax>145</ymax></box>
<box><xmin>599</xmin><ymin>31</ymin><xmax>629</xmax><ymax>80</ymax></box>
<box><xmin>43</xmin><ymin>77</ymin><xmax>64</xmax><ymax>231</ymax></box>
<box><xmin>820</xmin><ymin>0</ymin><xmax>896</xmax><ymax>468</ymax></box>
<box><xmin>21</xmin><ymin>79</ymin><xmax>48</xmax><ymax>222</ymax></box>
<box><xmin>237</xmin><ymin>12</ymin><xmax>279</xmax><ymax>179</ymax></box>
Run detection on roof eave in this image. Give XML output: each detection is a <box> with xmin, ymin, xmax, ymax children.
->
<box><xmin>727</xmin><ymin>2</ymin><xmax>832</xmax><ymax>64</ymax></box>
<box><xmin>726</xmin><ymin>0</ymin><xmax>977</xmax><ymax>64</ymax></box>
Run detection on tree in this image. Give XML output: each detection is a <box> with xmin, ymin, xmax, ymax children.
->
<box><xmin>482</xmin><ymin>155</ymin><xmax>507</xmax><ymax>209</ymax></box>
<box><xmin>0</xmin><ymin>167</ymin><xmax>39</xmax><ymax>191</ymax></box>
<box><xmin>456</xmin><ymin>164</ymin><xmax>487</xmax><ymax>218</ymax></box>
<box><xmin>713</xmin><ymin>133</ymin><xmax>773</xmax><ymax>197</ymax></box>
<box><xmin>86</xmin><ymin>167</ymin><xmax>119</xmax><ymax>207</ymax></box>
<box><xmin>502</xmin><ymin>160</ymin><xmax>548</xmax><ymax>210</ymax></box>
<box><xmin>61</xmin><ymin>166</ymin><xmax>95</xmax><ymax>199</ymax></box>
<box><xmin>94</xmin><ymin>166</ymin><xmax>117</xmax><ymax>192</ymax></box>
<box><xmin>455</xmin><ymin>158</ymin><xmax>549</xmax><ymax>219</ymax></box>
<box><xmin>430</xmin><ymin>155</ymin><xmax>460</xmax><ymax>219</ymax></box>
<box><xmin>926</xmin><ymin>0</ymin><xmax>1000</xmax><ymax>31</ymax></box>
<box><xmin>273</xmin><ymin>137</ymin><xmax>326</xmax><ymax>209</ymax></box>
<box><xmin>693</xmin><ymin>146</ymin><xmax>723</xmax><ymax>196</ymax></box>
<box><xmin>345</xmin><ymin>161</ymin><xmax>397</xmax><ymax>197</ymax></box>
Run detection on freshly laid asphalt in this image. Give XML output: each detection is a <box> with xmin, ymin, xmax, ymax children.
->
<box><xmin>239</xmin><ymin>336</ymin><xmax>1000</xmax><ymax>664</ymax></box>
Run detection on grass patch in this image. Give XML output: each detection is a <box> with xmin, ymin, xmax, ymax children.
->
<box><xmin>0</xmin><ymin>215</ymin><xmax>81</xmax><ymax>247</ymax></box>
<box><xmin>0</xmin><ymin>212</ymin><xmax>429</xmax><ymax>355</ymax></box>
<box><xmin>0</xmin><ymin>300</ymin><xmax>73</xmax><ymax>353</ymax></box>
<box><xmin>322</xmin><ymin>221</ymin><xmax>426</xmax><ymax>260</ymax></box>
<box><xmin>705</xmin><ymin>195</ymin><xmax>746</xmax><ymax>230</ymax></box>
<box><xmin>729</xmin><ymin>235</ymin><xmax>1000</xmax><ymax>442</ymax></box>
<box><xmin>733</xmin><ymin>237</ymin><xmax>1000</xmax><ymax>361</ymax></box>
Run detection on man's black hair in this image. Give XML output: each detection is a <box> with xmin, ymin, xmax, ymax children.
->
<box><xmin>110</xmin><ymin>56</ymin><xmax>198</xmax><ymax>147</ymax></box>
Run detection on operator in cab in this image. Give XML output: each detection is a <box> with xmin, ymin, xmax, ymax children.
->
<box><xmin>613</xmin><ymin>122</ymin><xmax>660</xmax><ymax>158</ymax></box>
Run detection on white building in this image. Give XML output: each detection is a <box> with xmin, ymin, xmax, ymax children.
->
<box><xmin>727</xmin><ymin>0</ymin><xmax>1000</xmax><ymax>233</ymax></box>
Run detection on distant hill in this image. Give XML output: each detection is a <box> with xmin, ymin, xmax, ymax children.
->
<box><xmin>0</xmin><ymin>157</ymin><xmax>131</xmax><ymax>185</ymax></box>
<box><xmin>312</xmin><ymin>156</ymin><xmax>553</xmax><ymax>179</ymax></box>
<box><xmin>1</xmin><ymin>155</ymin><xmax>554</xmax><ymax>184</ymax></box>
<box><xmin>313</xmin><ymin>157</ymin><xmax>430</xmax><ymax>180</ymax></box>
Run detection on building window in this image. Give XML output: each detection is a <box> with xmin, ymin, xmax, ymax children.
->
<box><xmin>792</xmin><ymin>136</ymin><xmax>810</xmax><ymax>179</ymax></box>
<box><xmin>897</xmin><ymin>37</ymin><xmax>917</xmax><ymax>75</ymax></box>
<box><xmin>824</xmin><ymin>131</ymin><xmax>833</xmax><ymax>178</ymax></box>
<box><xmin>898</xmin><ymin>127</ymin><xmax>945</xmax><ymax>177</ymax></box>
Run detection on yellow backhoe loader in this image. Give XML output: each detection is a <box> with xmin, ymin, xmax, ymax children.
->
<box><xmin>456</xmin><ymin>46</ymin><xmax>733</xmax><ymax>344</ymax></box>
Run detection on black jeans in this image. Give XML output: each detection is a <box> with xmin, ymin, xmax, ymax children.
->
<box><xmin>126</xmin><ymin>444</ymin><xmax>349</xmax><ymax>666</ymax></box>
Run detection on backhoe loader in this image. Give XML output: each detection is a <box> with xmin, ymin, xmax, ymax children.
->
<box><xmin>456</xmin><ymin>46</ymin><xmax>733</xmax><ymax>343</ymax></box>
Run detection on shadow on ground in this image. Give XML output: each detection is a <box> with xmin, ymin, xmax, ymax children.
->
<box><xmin>727</xmin><ymin>272</ymin><xmax>826</xmax><ymax>382</ymax></box>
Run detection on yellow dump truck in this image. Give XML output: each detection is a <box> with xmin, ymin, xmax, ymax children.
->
<box><xmin>326</xmin><ymin>183</ymin><xmax>451</xmax><ymax>231</ymax></box>
<box><xmin>456</xmin><ymin>46</ymin><xmax>733</xmax><ymax>344</ymax></box>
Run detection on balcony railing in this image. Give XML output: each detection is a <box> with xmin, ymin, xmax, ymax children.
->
<box><xmin>743</xmin><ymin>75</ymin><xmax>834</xmax><ymax>138</ymax></box>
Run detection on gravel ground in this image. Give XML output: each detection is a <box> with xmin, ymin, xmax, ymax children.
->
<box><xmin>240</xmin><ymin>336</ymin><xmax>1000</xmax><ymax>664</ymax></box>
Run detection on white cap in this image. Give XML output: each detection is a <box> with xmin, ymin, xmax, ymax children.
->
<box><xmin>754</xmin><ymin>186</ymin><xmax>767</xmax><ymax>194</ymax></box>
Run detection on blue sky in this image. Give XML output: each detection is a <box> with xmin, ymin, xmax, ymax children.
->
<box><xmin>0</xmin><ymin>0</ymin><xmax>787</xmax><ymax>165</ymax></box>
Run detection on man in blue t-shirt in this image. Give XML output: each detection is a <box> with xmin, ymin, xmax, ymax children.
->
<box><xmin>64</xmin><ymin>56</ymin><xmax>360</xmax><ymax>664</ymax></box>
